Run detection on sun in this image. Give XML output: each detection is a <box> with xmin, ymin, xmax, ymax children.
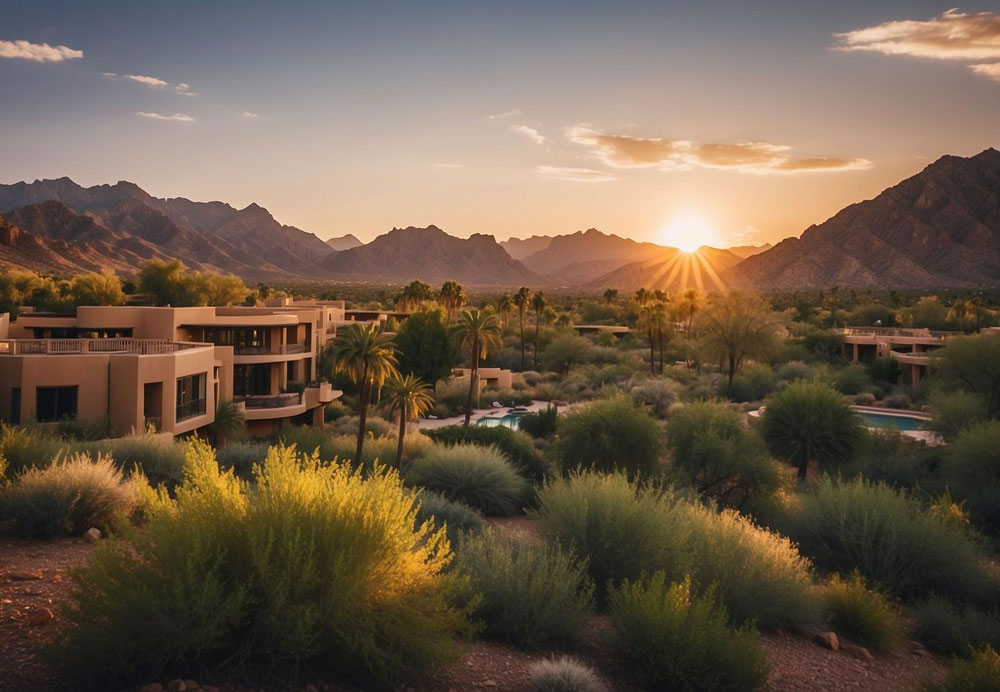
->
<box><xmin>660</xmin><ymin>209</ymin><xmax>720</xmax><ymax>253</ymax></box>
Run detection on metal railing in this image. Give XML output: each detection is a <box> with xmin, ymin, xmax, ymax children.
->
<box><xmin>234</xmin><ymin>392</ymin><xmax>303</xmax><ymax>409</ymax></box>
<box><xmin>843</xmin><ymin>327</ymin><xmax>953</xmax><ymax>340</ymax></box>
<box><xmin>0</xmin><ymin>338</ymin><xmax>207</xmax><ymax>355</ymax></box>
<box><xmin>176</xmin><ymin>399</ymin><xmax>207</xmax><ymax>422</ymax></box>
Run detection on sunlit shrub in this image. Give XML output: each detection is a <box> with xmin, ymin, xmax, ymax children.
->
<box><xmin>936</xmin><ymin>646</ymin><xmax>1000</xmax><ymax>692</ymax></box>
<box><xmin>528</xmin><ymin>656</ymin><xmax>605</xmax><ymax>692</ymax></box>
<box><xmin>406</xmin><ymin>443</ymin><xmax>530</xmax><ymax>515</ymax></box>
<box><xmin>552</xmin><ymin>396</ymin><xmax>662</xmax><ymax>478</ymax></box>
<box><xmin>914</xmin><ymin>598</ymin><xmax>1000</xmax><ymax>657</ymax></box>
<box><xmin>425</xmin><ymin>425</ymin><xmax>548</xmax><ymax>482</ymax></box>
<box><xmin>328</xmin><ymin>414</ymin><xmax>394</xmax><ymax>439</ymax></box>
<box><xmin>84</xmin><ymin>433</ymin><xmax>186</xmax><ymax>488</ymax></box>
<box><xmin>824</xmin><ymin>571</ymin><xmax>900</xmax><ymax>652</ymax></box>
<box><xmin>0</xmin><ymin>424</ymin><xmax>65</xmax><ymax>473</ymax></box>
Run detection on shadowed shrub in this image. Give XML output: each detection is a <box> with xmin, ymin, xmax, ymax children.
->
<box><xmin>0</xmin><ymin>453</ymin><xmax>138</xmax><ymax>538</ymax></box>
<box><xmin>518</xmin><ymin>405</ymin><xmax>559</xmax><ymax>440</ymax></box>
<box><xmin>455</xmin><ymin>530</ymin><xmax>594</xmax><ymax>649</ymax></box>
<box><xmin>425</xmin><ymin>425</ymin><xmax>548</xmax><ymax>481</ymax></box>
<box><xmin>406</xmin><ymin>443</ymin><xmax>530</xmax><ymax>515</ymax></box>
<box><xmin>551</xmin><ymin>396</ymin><xmax>662</xmax><ymax>478</ymax></box>
<box><xmin>926</xmin><ymin>390</ymin><xmax>988</xmax><ymax>442</ymax></box>
<box><xmin>56</xmin><ymin>442</ymin><xmax>467</xmax><ymax>688</ymax></box>
<box><xmin>935</xmin><ymin>646</ymin><xmax>1000</xmax><ymax>691</ymax></box>
<box><xmin>528</xmin><ymin>656</ymin><xmax>605</xmax><ymax>692</ymax></box>
<box><xmin>414</xmin><ymin>490</ymin><xmax>485</xmax><ymax>545</ymax></box>
<box><xmin>942</xmin><ymin>421</ymin><xmax>1000</xmax><ymax>534</ymax></box>
<box><xmin>630</xmin><ymin>378</ymin><xmax>678</xmax><ymax>418</ymax></box>
<box><xmin>824</xmin><ymin>571</ymin><xmax>900</xmax><ymax>653</ymax></box>
<box><xmin>608</xmin><ymin>574</ymin><xmax>769</xmax><ymax>691</ymax></box>
<box><xmin>215</xmin><ymin>441</ymin><xmax>270</xmax><ymax>480</ymax></box>
<box><xmin>914</xmin><ymin>598</ymin><xmax>1000</xmax><ymax>657</ymax></box>
<box><xmin>84</xmin><ymin>434</ymin><xmax>186</xmax><ymax>488</ymax></box>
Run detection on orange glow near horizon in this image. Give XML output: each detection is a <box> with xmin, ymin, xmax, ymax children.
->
<box><xmin>659</xmin><ymin>209</ymin><xmax>720</xmax><ymax>253</ymax></box>
<box><xmin>642</xmin><ymin>244</ymin><xmax>728</xmax><ymax>293</ymax></box>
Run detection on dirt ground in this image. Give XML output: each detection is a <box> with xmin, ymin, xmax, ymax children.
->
<box><xmin>0</xmin><ymin>531</ymin><xmax>948</xmax><ymax>691</ymax></box>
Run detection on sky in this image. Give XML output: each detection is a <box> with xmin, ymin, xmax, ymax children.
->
<box><xmin>1</xmin><ymin>1</ymin><xmax>999</xmax><ymax>249</ymax></box>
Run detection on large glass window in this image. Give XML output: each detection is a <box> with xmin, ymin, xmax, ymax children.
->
<box><xmin>36</xmin><ymin>386</ymin><xmax>78</xmax><ymax>422</ymax></box>
<box><xmin>176</xmin><ymin>373</ymin><xmax>207</xmax><ymax>421</ymax></box>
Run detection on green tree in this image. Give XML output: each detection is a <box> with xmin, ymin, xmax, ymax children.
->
<box><xmin>330</xmin><ymin>324</ymin><xmax>399</xmax><ymax>462</ymax></box>
<box><xmin>761</xmin><ymin>380</ymin><xmax>863</xmax><ymax>480</ymax></box>
<box><xmin>196</xmin><ymin>273</ymin><xmax>249</xmax><ymax>306</ymax></box>
<box><xmin>936</xmin><ymin>331</ymin><xmax>1000</xmax><ymax>417</ymax></box>
<box><xmin>68</xmin><ymin>268</ymin><xmax>125</xmax><ymax>306</ymax></box>
<box><xmin>211</xmin><ymin>398</ymin><xmax>247</xmax><ymax>447</ymax></box>
<box><xmin>397</xmin><ymin>280</ymin><xmax>434</xmax><ymax>311</ymax></box>
<box><xmin>513</xmin><ymin>286</ymin><xmax>532</xmax><ymax>369</ymax></box>
<box><xmin>553</xmin><ymin>395</ymin><xmax>661</xmax><ymax>478</ymax></box>
<box><xmin>531</xmin><ymin>291</ymin><xmax>549</xmax><ymax>369</ymax></box>
<box><xmin>541</xmin><ymin>333</ymin><xmax>593</xmax><ymax>374</ymax></box>
<box><xmin>678</xmin><ymin>289</ymin><xmax>700</xmax><ymax>334</ymax></box>
<box><xmin>450</xmin><ymin>309</ymin><xmax>502</xmax><ymax>426</ymax></box>
<box><xmin>394</xmin><ymin>306</ymin><xmax>461</xmax><ymax>385</ymax></box>
<box><xmin>699</xmin><ymin>292</ymin><xmax>781</xmax><ymax>398</ymax></box>
<box><xmin>603</xmin><ymin>288</ymin><xmax>618</xmax><ymax>305</ymax></box>
<box><xmin>383</xmin><ymin>373</ymin><xmax>434</xmax><ymax>466</ymax></box>
<box><xmin>438</xmin><ymin>280</ymin><xmax>466</xmax><ymax>323</ymax></box>
<box><xmin>138</xmin><ymin>259</ymin><xmax>200</xmax><ymax>306</ymax></box>
<box><xmin>497</xmin><ymin>294</ymin><xmax>514</xmax><ymax>334</ymax></box>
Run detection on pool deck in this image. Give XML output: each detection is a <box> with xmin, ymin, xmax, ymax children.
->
<box><xmin>414</xmin><ymin>399</ymin><xmax>553</xmax><ymax>431</ymax></box>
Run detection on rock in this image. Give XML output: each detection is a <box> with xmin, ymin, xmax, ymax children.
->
<box><xmin>842</xmin><ymin>643</ymin><xmax>873</xmax><ymax>662</ymax></box>
<box><xmin>183</xmin><ymin>681</ymin><xmax>199</xmax><ymax>691</ymax></box>
<box><xmin>914</xmin><ymin>648</ymin><xmax>934</xmax><ymax>658</ymax></box>
<box><xmin>482</xmin><ymin>682</ymin><xmax>498</xmax><ymax>688</ymax></box>
<box><xmin>8</xmin><ymin>571</ymin><xmax>44</xmax><ymax>581</ymax></box>
<box><xmin>166</xmin><ymin>680</ymin><xmax>187</xmax><ymax>692</ymax></box>
<box><xmin>83</xmin><ymin>527</ymin><xmax>102</xmax><ymax>543</ymax></box>
<box><xmin>813</xmin><ymin>631</ymin><xmax>839</xmax><ymax>651</ymax></box>
<box><xmin>29</xmin><ymin>608</ymin><xmax>54</xmax><ymax>626</ymax></box>
<box><xmin>138</xmin><ymin>685</ymin><xmax>164</xmax><ymax>692</ymax></box>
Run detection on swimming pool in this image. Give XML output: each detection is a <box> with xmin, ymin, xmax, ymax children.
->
<box><xmin>476</xmin><ymin>412</ymin><xmax>525</xmax><ymax>430</ymax></box>
<box><xmin>853</xmin><ymin>409</ymin><xmax>927</xmax><ymax>432</ymax></box>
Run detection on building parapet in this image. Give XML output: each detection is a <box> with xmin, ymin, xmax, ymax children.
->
<box><xmin>0</xmin><ymin>338</ymin><xmax>210</xmax><ymax>356</ymax></box>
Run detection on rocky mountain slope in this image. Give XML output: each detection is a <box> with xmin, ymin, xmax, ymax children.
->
<box><xmin>326</xmin><ymin>234</ymin><xmax>363</xmax><ymax>251</ymax></box>
<box><xmin>727</xmin><ymin>149</ymin><xmax>1000</xmax><ymax>289</ymax></box>
<box><xmin>500</xmin><ymin>234</ymin><xmax>554</xmax><ymax>260</ymax></box>
<box><xmin>584</xmin><ymin>246</ymin><xmax>744</xmax><ymax>292</ymax></box>
<box><xmin>519</xmin><ymin>228</ymin><xmax>669</xmax><ymax>281</ymax></box>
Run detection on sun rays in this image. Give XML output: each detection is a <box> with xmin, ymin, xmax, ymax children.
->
<box><xmin>642</xmin><ymin>248</ymin><xmax>728</xmax><ymax>293</ymax></box>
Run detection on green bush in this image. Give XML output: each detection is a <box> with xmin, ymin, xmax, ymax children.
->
<box><xmin>518</xmin><ymin>405</ymin><xmax>559</xmax><ymax>439</ymax></box>
<box><xmin>84</xmin><ymin>434</ymin><xmax>186</xmax><ymax>488</ymax></box>
<box><xmin>942</xmin><ymin>421</ymin><xmax>1000</xmax><ymax>533</ymax></box>
<box><xmin>831</xmin><ymin>365</ymin><xmax>875</xmax><ymax>396</ymax></box>
<box><xmin>926</xmin><ymin>390</ymin><xmax>988</xmax><ymax>442</ymax></box>
<box><xmin>406</xmin><ymin>443</ymin><xmax>530</xmax><ymax>515</ymax></box>
<box><xmin>552</xmin><ymin>396</ymin><xmax>662</xmax><ymax>478</ymax></box>
<box><xmin>630</xmin><ymin>378</ymin><xmax>678</xmax><ymax>418</ymax></box>
<box><xmin>936</xmin><ymin>646</ymin><xmax>1000</xmax><ymax>691</ymax></box>
<box><xmin>216</xmin><ymin>441</ymin><xmax>270</xmax><ymax>480</ymax></box>
<box><xmin>665</xmin><ymin>401</ymin><xmax>780</xmax><ymax>512</ymax></box>
<box><xmin>0</xmin><ymin>453</ymin><xmax>138</xmax><ymax>538</ymax></box>
<box><xmin>0</xmin><ymin>425</ymin><xmax>66</xmax><ymax>473</ymax></box>
<box><xmin>726</xmin><ymin>365</ymin><xmax>776</xmax><ymax>403</ymax></box>
<box><xmin>414</xmin><ymin>490</ymin><xmax>485</xmax><ymax>545</ymax></box>
<box><xmin>782</xmin><ymin>477</ymin><xmax>992</xmax><ymax>602</ymax></box>
<box><xmin>528</xmin><ymin>656</ymin><xmax>604</xmax><ymax>692</ymax></box>
<box><xmin>455</xmin><ymin>531</ymin><xmax>594</xmax><ymax>649</ymax></box>
<box><xmin>57</xmin><ymin>442</ymin><xmax>467</xmax><ymax>687</ymax></box>
<box><xmin>425</xmin><ymin>425</ymin><xmax>548</xmax><ymax>481</ymax></box>
<box><xmin>824</xmin><ymin>571</ymin><xmax>900</xmax><ymax>652</ymax></box>
<box><xmin>328</xmin><ymin>415</ymin><xmax>395</xmax><ymax>439</ymax></box>
<box><xmin>608</xmin><ymin>573</ymin><xmax>769</xmax><ymax>691</ymax></box>
<box><xmin>532</xmin><ymin>473</ymin><xmax>689</xmax><ymax>604</ymax></box>
<box><xmin>914</xmin><ymin>598</ymin><xmax>1000</xmax><ymax>657</ymax></box>
<box><xmin>848</xmin><ymin>427</ymin><xmax>940</xmax><ymax>489</ymax></box>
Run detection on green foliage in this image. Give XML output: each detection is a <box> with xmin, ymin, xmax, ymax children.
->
<box><xmin>629</xmin><ymin>377</ymin><xmax>678</xmax><ymax>418</ymax></box>
<box><xmin>518</xmin><ymin>405</ymin><xmax>559</xmax><ymax>439</ymax></box>
<box><xmin>726</xmin><ymin>365</ymin><xmax>776</xmax><ymax>403</ymax></box>
<box><xmin>937</xmin><ymin>646</ymin><xmax>1000</xmax><ymax>692</ymax></box>
<box><xmin>138</xmin><ymin>259</ymin><xmax>248</xmax><ymax>306</ymax></box>
<box><xmin>552</xmin><ymin>395</ymin><xmax>661</xmax><ymax>478</ymax></box>
<box><xmin>425</xmin><ymin>425</ymin><xmax>548</xmax><ymax>482</ymax></box>
<box><xmin>936</xmin><ymin>331</ymin><xmax>1000</xmax><ymax>416</ymax></box>
<box><xmin>927</xmin><ymin>390</ymin><xmax>989</xmax><ymax>441</ymax></box>
<box><xmin>761</xmin><ymin>380</ymin><xmax>864</xmax><ymax>478</ymax></box>
<box><xmin>608</xmin><ymin>574</ymin><xmax>769</xmax><ymax>691</ymax></box>
<box><xmin>0</xmin><ymin>453</ymin><xmax>138</xmax><ymax>538</ymax></box>
<box><xmin>57</xmin><ymin>442</ymin><xmax>466</xmax><ymax>687</ymax></box>
<box><xmin>665</xmin><ymin>401</ymin><xmax>780</xmax><ymax>511</ymax></box>
<box><xmin>782</xmin><ymin>477</ymin><xmax>992</xmax><ymax>602</ymax></box>
<box><xmin>848</xmin><ymin>427</ymin><xmax>940</xmax><ymax>488</ymax></box>
<box><xmin>0</xmin><ymin>425</ymin><xmax>65</xmax><ymax>473</ymax></box>
<box><xmin>215</xmin><ymin>441</ymin><xmax>269</xmax><ymax>480</ymax></box>
<box><xmin>831</xmin><ymin>365</ymin><xmax>875</xmax><ymax>395</ymax></box>
<box><xmin>942</xmin><ymin>421</ymin><xmax>1000</xmax><ymax>533</ymax></box>
<box><xmin>406</xmin><ymin>443</ymin><xmax>530</xmax><ymax>515</ymax></box>
<box><xmin>414</xmin><ymin>490</ymin><xmax>485</xmax><ymax>546</ymax></box>
<box><xmin>541</xmin><ymin>333</ymin><xmax>594</xmax><ymax>373</ymax></box>
<box><xmin>915</xmin><ymin>598</ymin><xmax>1000</xmax><ymax>657</ymax></box>
<box><xmin>824</xmin><ymin>571</ymin><xmax>900</xmax><ymax>653</ymax></box>
<box><xmin>455</xmin><ymin>531</ymin><xmax>594</xmax><ymax>649</ymax></box>
<box><xmin>528</xmin><ymin>656</ymin><xmax>605</xmax><ymax>692</ymax></box>
<box><xmin>68</xmin><ymin>268</ymin><xmax>125</xmax><ymax>306</ymax></box>
<box><xmin>395</xmin><ymin>307</ymin><xmax>462</xmax><ymax>385</ymax></box>
<box><xmin>83</xmin><ymin>434</ymin><xmax>187</xmax><ymax>489</ymax></box>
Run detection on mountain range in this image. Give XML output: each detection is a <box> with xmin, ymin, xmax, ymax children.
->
<box><xmin>2</xmin><ymin>148</ymin><xmax>999</xmax><ymax>289</ymax></box>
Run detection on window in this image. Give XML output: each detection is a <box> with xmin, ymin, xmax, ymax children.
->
<box><xmin>36</xmin><ymin>386</ymin><xmax>78</xmax><ymax>422</ymax></box>
<box><xmin>176</xmin><ymin>373</ymin><xmax>207</xmax><ymax>422</ymax></box>
<box><xmin>10</xmin><ymin>388</ymin><xmax>21</xmax><ymax>425</ymax></box>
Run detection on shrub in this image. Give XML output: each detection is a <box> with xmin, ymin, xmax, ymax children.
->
<box><xmin>608</xmin><ymin>574</ymin><xmax>769</xmax><ymax>691</ymax></box>
<box><xmin>726</xmin><ymin>365</ymin><xmax>776</xmax><ymax>403</ymax></box>
<box><xmin>914</xmin><ymin>598</ymin><xmax>1000</xmax><ymax>656</ymax></box>
<box><xmin>848</xmin><ymin>427</ymin><xmax>939</xmax><ymax>488</ymax></box>
<box><xmin>832</xmin><ymin>365</ymin><xmax>876</xmax><ymax>395</ymax></box>
<box><xmin>328</xmin><ymin>415</ymin><xmax>394</xmax><ymax>439</ymax></box>
<box><xmin>665</xmin><ymin>401</ymin><xmax>780</xmax><ymax>512</ymax></box>
<box><xmin>406</xmin><ymin>443</ymin><xmax>530</xmax><ymax>515</ymax></box>
<box><xmin>541</xmin><ymin>334</ymin><xmax>594</xmax><ymax>373</ymax></box>
<box><xmin>455</xmin><ymin>531</ymin><xmax>593</xmax><ymax>649</ymax></box>
<box><xmin>518</xmin><ymin>405</ymin><xmax>558</xmax><ymax>439</ymax></box>
<box><xmin>782</xmin><ymin>477</ymin><xmax>992</xmax><ymax>602</ymax></box>
<box><xmin>528</xmin><ymin>656</ymin><xmax>605</xmax><ymax>692</ymax></box>
<box><xmin>425</xmin><ymin>425</ymin><xmax>548</xmax><ymax>482</ymax></box>
<box><xmin>532</xmin><ymin>473</ymin><xmax>689</xmax><ymax>604</ymax></box>
<box><xmin>552</xmin><ymin>396</ymin><xmax>661</xmax><ymax>478</ymax></box>
<box><xmin>414</xmin><ymin>490</ymin><xmax>485</xmax><ymax>545</ymax></box>
<box><xmin>57</xmin><ymin>442</ymin><xmax>466</xmax><ymax>687</ymax></box>
<box><xmin>630</xmin><ymin>378</ymin><xmax>678</xmax><ymax>418</ymax></box>
<box><xmin>776</xmin><ymin>360</ymin><xmax>813</xmax><ymax>382</ymax></box>
<box><xmin>215</xmin><ymin>441</ymin><xmax>270</xmax><ymax>480</ymax></box>
<box><xmin>937</xmin><ymin>646</ymin><xmax>1000</xmax><ymax>691</ymax></box>
<box><xmin>824</xmin><ymin>571</ymin><xmax>900</xmax><ymax>652</ymax></box>
<box><xmin>0</xmin><ymin>425</ymin><xmax>65</xmax><ymax>473</ymax></box>
<box><xmin>942</xmin><ymin>421</ymin><xmax>1000</xmax><ymax>533</ymax></box>
<box><xmin>935</xmin><ymin>331</ymin><xmax>1000</xmax><ymax>417</ymax></box>
<box><xmin>0</xmin><ymin>453</ymin><xmax>137</xmax><ymax>538</ymax></box>
<box><xmin>926</xmin><ymin>390</ymin><xmax>988</xmax><ymax>442</ymax></box>
<box><xmin>761</xmin><ymin>381</ymin><xmax>864</xmax><ymax>479</ymax></box>
<box><xmin>87</xmin><ymin>434</ymin><xmax>186</xmax><ymax>488</ymax></box>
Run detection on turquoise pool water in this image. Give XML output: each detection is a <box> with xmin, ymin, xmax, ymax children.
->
<box><xmin>476</xmin><ymin>412</ymin><xmax>525</xmax><ymax>430</ymax></box>
<box><xmin>858</xmin><ymin>412</ymin><xmax>925</xmax><ymax>432</ymax></box>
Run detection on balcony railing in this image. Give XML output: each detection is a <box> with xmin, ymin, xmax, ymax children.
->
<box><xmin>0</xmin><ymin>338</ymin><xmax>207</xmax><ymax>355</ymax></box>
<box><xmin>281</xmin><ymin>343</ymin><xmax>306</xmax><ymax>354</ymax></box>
<box><xmin>234</xmin><ymin>345</ymin><xmax>273</xmax><ymax>355</ymax></box>
<box><xmin>234</xmin><ymin>392</ymin><xmax>303</xmax><ymax>409</ymax></box>
<box><xmin>843</xmin><ymin>327</ymin><xmax>953</xmax><ymax>340</ymax></box>
<box><xmin>176</xmin><ymin>399</ymin><xmax>207</xmax><ymax>422</ymax></box>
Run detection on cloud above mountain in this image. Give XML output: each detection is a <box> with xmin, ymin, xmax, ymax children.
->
<box><xmin>135</xmin><ymin>112</ymin><xmax>194</xmax><ymax>122</ymax></box>
<box><xmin>511</xmin><ymin>124</ymin><xmax>547</xmax><ymax>144</ymax></box>
<box><xmin>536</xmin><ymin>165</ymin><xmax>615</xmax><ymax>182</ymax></box>
<box><xmin>0</xmin><ymin>39</ymin><xmax>83</xmax><ymax>62</ymax></box>
<box><xmin>567</xmin><ymin>127</ymin><xmax>869</xmax><ymax>174</ymax></box>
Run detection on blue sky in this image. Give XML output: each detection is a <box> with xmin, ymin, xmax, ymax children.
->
<box><xmin>1</xmin><ymin>1</ymin><xmax>998</xmax><ymax>247</ymax></box>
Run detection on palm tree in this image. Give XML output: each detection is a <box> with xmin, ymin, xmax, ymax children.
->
<box><xmin>651</xmin><ymin>300</ymin><xmax>671</xmax><ymax>373</ymax></box>
<box><xmin>603</xmin><ymin>288</ymin><xmax>618</xmax><ymax>305</ymax></box>
<box><xmin>450</xmin><ymin>309</ymin><xmax>503</xmax><ymax>425</ymax></box>
<box><xmin>531</xmin><ymin>291</ymin><xmax>548</xmax><ymax>369</ymax></box>
<box><xmin>398</xmin><ymin>280</ymin><xmax>433</xmax><ymax>311</ymax></box>
<box><xmin>679</xmin><ymin>289</ymin><xmax>700</xmax><ymax>334</ymax></box>
<box><xmin>497</xmin><ymin>294</ymin><xmax>515</xmax><ymax>334</ymax></box>
<box><xmin>330</xmin><ymin>323</ymin><xmax>399</xmax><ymax>462</ymax></box>
<box><xmin>513</xmin><ymin>286</ymin><xmax>532</xmax><ymax>369</ymax></box>
<box><xmin>211</xmin><ymin>398</ymin><xmax>246</xmax><ymax>447</ymax></box>
<box><xmin>439</xmin><ymin>280</ymin><xmax>466</xmax><ymax>323</ymax></box>
<box><xmin>635</xmin><ymin>287</ymin><xmax>650</xmax><ymax>306</ymax></box>
<box><xmin>382</xmin><ymin>373</ymin><xmax>434</xmax><ymax>466</ymax></box>
<box><xmin>637</xmin><ymin>302</ymin><xmax>658</xmax><ymax>374</ymax></box>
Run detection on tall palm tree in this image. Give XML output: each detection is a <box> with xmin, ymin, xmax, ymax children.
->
<box><xmin>513</xmin><ymin>286</ymin><xmax>532</xmax><ymax>369</ymax></box>
<box><xmin>497</xmin><ymin>294</ymin><xmax>515</xmax><ymax>334</ymax></box>
<box><xmin>651</xmin><ymin>300</ymin><xmax>671</xmax><ymax>373</ymax></box>
<box><xmin>679</xmin><ymin>289</ymin><xmax>700</xmax><ymax>334</ymax></box>
<box><xmin>603</xmin><ymin>288</ymin><xmax>618</xmax><ymax>305</ymax></box>
<box><xmin>635</xmin><ymin>287</ymin><xmax>650</xmax><ymax>306</ymax></box>
<box><xmin>637</xmin><ymin>302</ymin><xmax>658</xmax><ymax>374</ymax></box>
<box><xmin>450</xmin><ymin>309</ymin><xmax>502</xmax><ymax>425</ymax></box>
<box><xmin>439</xmin><ymin>280</ymin><xmax>466</xmax><ymax>323</ymax></box>
<box><xmin>396</xmin><ymin>280</ymin><xmax>433</xmax><ymax>311</ymax></box>
<box><xmin>531</xmin><ymin>291</ymin><xmax>548</xmax><ymax>369</ymax></box>
<box><xmin>330</xmin><ymin>323</ymin><xmax>399</xmax><ymax>462</ymax></box>
<box><xmin>211</xmin><ymin>398</ymin><xmax>246</xmax><ymax>448</ymax></box>
<box><xmin>383</xmin><ymin>373</ymin><xmax>434</xmax><ymax>466</ymax></box>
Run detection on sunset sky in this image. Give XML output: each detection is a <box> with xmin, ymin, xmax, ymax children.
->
<box><xmin>1</xmin><ymin>2</ymin><xmax>999</xmax><ymax>249</ymax></box>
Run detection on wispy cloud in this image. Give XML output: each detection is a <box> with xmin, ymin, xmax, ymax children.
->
<box><xmin>536</xmin><ymin>165</ymin><xmax>616</xmax><ymax>183</ymax></box>
<box><xmin>567</xmin><ymin>126</ymin><xmax>870</xmax><ymax>174</ymax></box>
<box><xmin>486</xmin><ymin>109</ymin><xmax>522</xmax><ymax>120</ymax></box>
<box><xmin>510</xmin><ymin>124</ymin><xmax>547</xmax><ymax>144</ymax></box>
<box><xmin>105</xmin><ymin>72</ymin><xmax>198</xmax><ymax>94</ymax></box>
<box><xmin>240</xmin><ymin>111</ymin><xmax>259</xmax><ymax>119</ymax></box>
<box><xmin>834</xmin><ymin>9</ymin><xmax>1000</xmax><ymax>61</ymax></box>
<box><xmin>135</xmin><ymin>112</ymin><xmax>194</xmax><ymax>122</ymax></box>
<box><xmin>0</xmin><ymin>39</ymin><xmax>83</xmax><ymax>62</ymax></box>
<box><xmin>174</xmin><ymin>82</ymin><xmax>198</xmax><ymax>96</ymax></box>
<box><xmin>969</xmin><ymin>62</ymin><xmax>1000</xmax><ymax>81</ymax></box>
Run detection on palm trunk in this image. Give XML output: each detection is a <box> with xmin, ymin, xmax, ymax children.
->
<box><xmin>533</xmin><ymin>316</ymin><xmax>541</xmax><ymax>369</ymax></box>
<box><xmin>648</xmin><ymin>330</ymin><xmax>655</xmax><ymax>374</ymax></box>
<box><xmin>519</xmin><ymin>312</ymin><xmax>526</xmax><ymax>370</ymax></box>
<box><xmin>726</xmin><ymin>356</ymin><xmax>736</xmax><ymax>399</ymax></box>
<box><xmin>396</xmin><ymin>400</ymin><xmax>407</xmax><ymax>466</ymax></box>
<box><xmin>658</xmin><ymin>334</ymin><xmax>664</xmax><ymax>373</ymax></box>
<box><xmin>355</xmin><ymin>365</ymin><xmax>370</xmax><ymax>463</ymax></box>
<box><xmin>796</xmin><ymin>455</ymin><xmax>808</xmax><ymax>481</ymax></box>
<box><xmin>465</xmin><ymin>343</ymin><xmax>478</xmax><ymax>426</ymax></box>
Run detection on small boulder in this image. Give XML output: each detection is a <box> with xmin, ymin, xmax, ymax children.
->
<box><xmin>83</xmin><ymin>527</ymin><xmax>102</xmax><ymax>544</ymax></box>
<box><xmin>813</xmin><ymin>631</ymin><xmax>839</xmax><ymax>651</ymax></box>
<box><xmin>914</xmin><ymin>648</ymin><xmax>934</xmax><ymax>658</ymax></box>
<box><xmin>842</xmin><ymin>643</ymin><xmax>873</xmax><ymax>662</ymax></box>
<box><xmin>9</xmin><ymin>571</ymin><xmax>44</xmax><ymax>581</ymax></box>
<box><xmin>138</xmin><ymin>685</ymin><xmax>164</xmax><ymax>692</ymax></box>
<box><xmin>183</xmin><ymin>681</ymin><xmax>199</xmax><ymax>691</ymax></box>
<box><xmin>166</xmin><ymin>680</ymin><xmax>187</xmax><ymax>692</ymax></box>
<box><xmin>29</xmin><ymin>608</ymin><xmax>53</xmax><ymax>626</ymax></box>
